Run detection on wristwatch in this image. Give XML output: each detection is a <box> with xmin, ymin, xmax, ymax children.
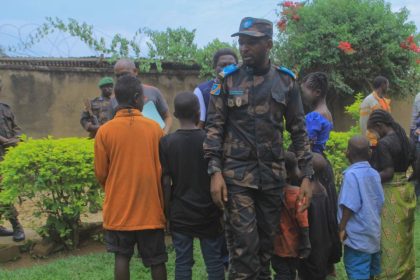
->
<box><xmin>303</xmin><ymin>173</ymin><xmax>314</xmax><ymax>181</ymax></box>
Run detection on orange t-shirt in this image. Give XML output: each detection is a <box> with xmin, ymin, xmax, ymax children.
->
<box><xmin>274</xmin><ymin>185</ymin><xmax>309</xmax><ymax>258</ymax></box>
<box><xmin>94</xmin><ymin>109</ymin><xmax>165</xmax><ymax>231</ymax></box>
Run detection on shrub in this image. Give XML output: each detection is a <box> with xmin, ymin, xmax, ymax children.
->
<box><xmin>284</xmin><ymin>93</ymin><xmax>362</xmax><ymax>185</ymax></box>
<box><xmin>0</xmin><ymin>137</ymin><xmax>101</xmax><ymax>249</ymax></box>
<box><xmin>324</xmin><ymin>93</ymin><xmax>363</xmax><ymax>185</ymax></box>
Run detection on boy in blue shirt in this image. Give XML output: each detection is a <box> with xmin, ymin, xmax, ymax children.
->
<box><xmin>338</xmin><ymin>135</ymin><xmax>384</xmax><ymax>280</ymax></box>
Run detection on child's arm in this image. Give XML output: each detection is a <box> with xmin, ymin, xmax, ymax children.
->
<box><xmin>161</xmin><ymin>174</ymin><xmax>171</xmax><ymax>220</ymax></box>
<box><xmin>338</xmin><ymin>172</ymin><xmax>361</xmax><ymax>242</ymax></box>
<box><xmin>158</xmin><ymin>139</ymin><xmax>171</xmax><ymax>221</ymax></box>
<box><xmin>338</xmin><ymin>206</ymin><xmax>353</xmax><ymax>242</ymax></box>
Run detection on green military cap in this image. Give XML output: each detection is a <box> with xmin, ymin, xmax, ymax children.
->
<box><xmin>98</xmin><ymin>77</ymin><xmax>114</xmax><ymax>88</ymax></box>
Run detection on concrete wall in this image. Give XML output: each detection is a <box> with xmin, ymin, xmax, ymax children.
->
<box><xmin>327</xmin><ymin>92</ymin><xmax>414</xmax><ymax>132</ymax></box>
<box><xmin>0</xmin><ymin>58</ymin><xmax>201</xmax><ymax>138</ymax></box>
<box><xmin>0</xmin><ymin>58</ymin><xmax>416</xmax><ymax>138</ymax></box>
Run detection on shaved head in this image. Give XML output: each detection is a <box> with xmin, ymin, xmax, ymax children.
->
<box><xmin>347</xmin><ymin>135</ymin><xmax>370</xmax><ymax>162</ymax></box>
<box><xmin>312</xmin><ymin>152</ymin><xmax>327</xmax><ymax>173</ymax></box>
<box><xmin>114</xmin><ymin>59</ymin><xmax>138</xmax><ymax>77</ymax></box>
<box><xmin>174</xmin><ymin>92</ymin><xmax>199</xmax><ymax>122</ymax></box>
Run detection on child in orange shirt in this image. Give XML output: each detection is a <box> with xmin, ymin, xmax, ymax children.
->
<box><xmin>94</xmin><ymin>75</ymin><xmax>167</xmax><ymax>280</ymax></box>
<box><xmin>272</xmin><ymin>151</ymin><xmax>311</xmax><ymax>280</ymax></box>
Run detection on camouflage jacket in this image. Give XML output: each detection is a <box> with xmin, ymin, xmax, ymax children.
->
<box><xmin>80</xmin><ymin>96</ymin><xmax>114</xmax><ymax>136</ymax></box>
<box><xmin>0</xmin><ymin>103</ymin><xmax>22</xmax><ymax>160</ymax></box>
<box><xmin>203</xmin><ymin>64</ymin><xmax>313</xmax><ymax>189</ymax></box>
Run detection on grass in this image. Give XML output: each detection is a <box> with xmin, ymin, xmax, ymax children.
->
<box><xmin>0</xmin><ymin>210</ymin><xmax>419</xmax><ymax>280</ymax></box>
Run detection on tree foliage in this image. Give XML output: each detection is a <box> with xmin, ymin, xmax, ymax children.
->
<box><xmin>195</xmin><ymin>39</ymin><xmax>238</xmax><ymax>78</ymax></box>
<box><xmin>144</xmin><ymin>27</ymin><xmax>197</xmax><ymax>62</ymax></box>
<box><xmin>0</xmin><ymin>137</ymin><xmax>101</xmax><ymax>249</ymax></box>
<box><xmin>273</xmin><ymin>0</ymin><xmax>419</xmax><ymax>98</ymax></box>
<box><xmin>9</xmin><ymin>17</ymin><xmax>237</xmax><ymax>77</ymax></box>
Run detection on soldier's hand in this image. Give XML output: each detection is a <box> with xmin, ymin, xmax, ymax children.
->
<box><xmin>4</xmin><ymin>138</ymin><xmax>19</xmax><ymax>147</ymax></box>
<box><xmin>298</xmin><ymin>178</ymin><xmax>312</xmax><ymax>212</ymax></box>
<box><xmin>210</xmin><ymin>172</ymin><xmax>228</xmax><ymax>209</ymax></box>
<box><xmin>0</xmin><ymin>136</ymin><xmax>9</xmax><ymax>144</ymax></box>
<box><xmin>87</xmin><ymin>123</ymin><xmax>100</xmax><ymax>133</ymax></box>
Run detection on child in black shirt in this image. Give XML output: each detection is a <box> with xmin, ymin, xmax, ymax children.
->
<box><xmin>159</xmin><ymin>92</ymin><xmax>224</xmax><ymax>280</ymax></box>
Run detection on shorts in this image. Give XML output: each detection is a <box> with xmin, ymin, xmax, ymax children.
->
<box><xmin>343</xmin><ymin>245</ymin><xmax>381</xmax><ymax>280</ymax></box>
<box><xmin>104</xmin><ymin>229</ymin><xmax>168</xmax><ymax>267</ymax></box>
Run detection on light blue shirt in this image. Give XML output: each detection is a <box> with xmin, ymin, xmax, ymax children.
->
<box><xmin>193</xmin><ymin>87</ymin><xmax>207</xmax><ymax>122</ymax></box>
<box><xmin>338</xmin><ymin>161</ymin><xmax>384</xmax><ymax>254</ymax></box>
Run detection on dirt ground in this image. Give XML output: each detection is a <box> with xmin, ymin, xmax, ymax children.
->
<box><xmin>0</xmin><ymin>197</ymin><xmax>104</xmax><ymax>270</ymax></box>
<box><xmin>8</xmin><ymin>197</ymin><xmax>103</xmax><ymax>230</ymax></box>
<box><xmin>0</xmin><ymin>239</ymin><xmax>105</xmax><ymax>270</ymax></box>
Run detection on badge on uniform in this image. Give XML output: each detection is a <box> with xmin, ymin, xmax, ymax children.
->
<box><xmin>229</xmin><ymin>90</ymin><xmax>244</xmax><ymax>95</ymax></box>
<box><xmin>210</xmin><ymin>83</ymin><xmax>221</xmax><ymax>96</ymax></box>
<box><xmin>228</xmin><ymin>99</ymin><xmax>235</xmax><ymax>107</ymax></box>
<box><xmin>235</xmin><ymin>97</ymin><xmax>242</xmax><ymax>107</ymax></box>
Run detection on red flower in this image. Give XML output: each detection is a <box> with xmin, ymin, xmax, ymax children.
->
<box><xmin>409</xmin><ymin>43</ymin><xmax>420</xmax><ymax>53</ymax></box>
<box><xmin>282</xmin><ymin>1</ymin><xmax>295</xmax><ymax>7</ymax></box>
<box><xmin>338</xmin><ymin>41</ymin><xmax>351</xmax><ymax>49</ymax></box>
<box><xmin>400</xmin><ymin>42</ymin><xmax>408</xmax><ymax>49</ymax></box>
<box><xmin>291</xmin><ymin>14</ymin><xmax>300</xmax><ymax>21</ymax></box>
<box><xmin>407</xmin><ymin>35</ymin><xmax>414</xmax><ymax>44</ymax></box>
<box><xmin>277</xmin><ymin>19</ymin><xmax>287</xmax><ymax>31</ymax></box>
<box><xmin>338</xmin><ymin>41</ymin><xmax>356</xmax><ymax>54</ymax></box>
<box><xmin>400</xmin><ymin>35</ymin><xmax>419</xmax><ymax>53</ymax></box>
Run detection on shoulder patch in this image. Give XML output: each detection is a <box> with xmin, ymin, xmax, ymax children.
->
<box><xmin>277</xmin><ymin>66</ymin><xmax>296</xmax><ymax>80</ymax></box>
<box><xmin>210</xmin><ymin>83</ymin><xmax>221</xmax><ymax>96</ymax></box>
<box><xmin>218</xmin><ymin>64</ymin><xmax>239</xmax><ymax>79</ymax></box>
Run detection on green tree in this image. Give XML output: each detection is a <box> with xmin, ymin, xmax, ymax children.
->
<box><xmin>8</xmin><ymin>17</ymin><xmax>238</xmax><ymax>76</ymax></box>
<box><xmin>195</xmin><ymin>39</ymin><xmax>238</xmax><ymax>79</ymax></box>
<box><xmin>144</xmin><ymin>27</ymin><xmax>197</xmax><ymax>63</ymax></box>
<box><xmin>273</xmin><ymin>0</ymin><xmax>419</xmax><ymax>98</ymax></box>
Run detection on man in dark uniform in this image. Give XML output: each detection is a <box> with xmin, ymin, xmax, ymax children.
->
<box><xmin>0</xmin><ymin>79</ymin><xmax>25</xmax><ymax>241</ymax></box>
<box><xmin>204</xmin><ymin>17</ymin><xmax>313</xmax><ymax>279</ymax></box>
<box><xmin>80</xmin><ymin>77</ymin><xmax>115</xmax><ymax>138</ymax></box>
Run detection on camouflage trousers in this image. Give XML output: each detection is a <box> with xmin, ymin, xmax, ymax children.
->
<box><xmin>225</xmin><ymin>185</ymin><xmax>283</xmax><ymax>280</ymax></box>
<box><xmin>0</xmin><ymin>204</ymin><xmax>18</xmax><ymax>221</ymax></box>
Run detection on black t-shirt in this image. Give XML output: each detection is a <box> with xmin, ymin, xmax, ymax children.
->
<box><xmin>371</xmin><ymin>132</ymin><xmax>415</xmax><ymax>173</ymax></box>
<box><xmin>159</xmin><ymin>129</ymin><xmax>222</xmax><ymax>238</ymax></box>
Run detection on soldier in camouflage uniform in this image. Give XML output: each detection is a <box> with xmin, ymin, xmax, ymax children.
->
<box><xmin>80</xmin><ymin>77</ymin><xmax>115</xmax><ymax>138</ymax></box>
<box><xmin>0</xmin><ymin>78</ymin><xmax>25</xmax><ymax>241</ymax></box>
<box><xmin>204</xmin><ymin>17</ymin><xmax>313</xmax><ymax>279</ymax></box>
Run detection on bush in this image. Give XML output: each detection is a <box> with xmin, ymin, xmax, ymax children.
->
<box><xmin>324</xmin><ymin>93</ymin><xmax>363</xmax><ymax>185</ymax></box>
<box><xmin>0</xmin><ymin>137</ymin><xmax>101</xmax><ymax>249</ymax></box>
<box><xmin>284</xmin><ymin>93</ymin><xmax>362</xmax><ymax>185</ymax></box>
